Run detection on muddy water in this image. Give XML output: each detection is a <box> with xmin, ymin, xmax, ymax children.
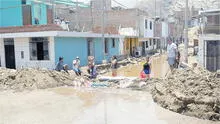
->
<box><xmin>105</xmin><ymin>55</ymin><xmax>170</xmax><ymax>78</ymax></box>
<box><xmin>0</xmin><ymin>87</ymin><xmax>217</xmax><ymax>124</ymax></box>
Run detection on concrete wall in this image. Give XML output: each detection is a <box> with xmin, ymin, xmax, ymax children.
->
<box><xmin>0</xmin><ymin>0</ymin><xmax>23</xmax><ymax>27</ymax></box>
<box><xmin>94</xmin><ymin>38</ymin><xmax>120</xmax><ymax>64</ymax></box>
<box><xmin>0</xmin><ymin>38</ymin><xmax>6</xmax><ymax>67</ymax></box>
<box><xmin>31</xmin><ymin>2</ymin><xmax>48</xmax><ymax>25</ymax></box>
<box><xmin>54</xmin><ymin>37</ymin><xmax>88</xmax><ymax>68</ymax></box>
<box><xmin>14</xmin><ymin>37</ymin><xmax>55</xmax><ymax>69</ymax></box>
<box><xmin>0</xmin><ymin>37</ymin><xmax>55</xmax><ymax>69</ymax></box>
<box><xmin>54</xmin><ymin>37</ymin><xmax>120</xmax><ymax>67</ymax></box>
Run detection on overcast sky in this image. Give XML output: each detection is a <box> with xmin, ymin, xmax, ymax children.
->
<box><xmin>78</xmin><ymin>0</ymin><xmax>137</xmax><ymax>8</ymax></box>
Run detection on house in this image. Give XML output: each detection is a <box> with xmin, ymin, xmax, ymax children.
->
<box><xmin>56</xmin><ymin>2</ymin><xmax>160</xmax><ymax>56</ymax></box>
<box><xmin>0</xmin><ymin>0</ymin><xmax>123</xmax><ymax>69</ymax></box>
<box><xmin>0</xmin><ymin>0</ymin><xmax>53</xmax><ymax>27</ymax></box>
<box><xmin>0</xmin><ymin>28</ymin><xmax>123</xmax><ymax>69</ymax></box>
<box><xmin>198</xmin><ymin>9</ymin><xmax>220</xmax><ymax>72</ymax></box>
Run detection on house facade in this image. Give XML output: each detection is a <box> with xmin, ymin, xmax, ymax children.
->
<box><xmin>0</xmin><ymin>31</ymin><xmax>122</xmax><ymax>69</ymax></box>
<box><xmin>0</xmin><ymin>0</ymin><xmax>52</xmax><ymax>27</ymax></box>
<box><xmin>198</xmin><ymin>9</ymin><xmax>220</xmax><ymax>72</ymax></box>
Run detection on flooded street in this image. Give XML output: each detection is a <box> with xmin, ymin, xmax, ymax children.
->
<box><xmin>0</xmin><ymin>87</ymin><xmax>218</xmax><ymax>124</ymax></box>
<box><xmin>105</xmin><ymin>54</ymin><xmax>170</xmax><ymax>78</ymax></box>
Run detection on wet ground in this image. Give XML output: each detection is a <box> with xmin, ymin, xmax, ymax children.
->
<box><xmin>0</xmin><ymin>87</ymin><xmax>218</xmax><ymax>124</ymax></box>
<box><xmin>105</xmin><ymin>54</ymin><xmax>170</xmax><ymax>78</ymax></box>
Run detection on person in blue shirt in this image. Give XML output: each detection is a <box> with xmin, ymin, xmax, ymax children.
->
<box><xmin>55</xmin><ymin>57</ymin><xmax>64</xmax><ymax>71</ymax></box>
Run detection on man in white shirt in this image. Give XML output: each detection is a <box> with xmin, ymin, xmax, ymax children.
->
<box><xmin>167</xmin><ymin>40</ymin><xmax>177</xmax><ymax>71</ymax></box>
<box><xmin>73</xmin><ymin>56</ymin><xmax>81</xmax><ymax>76</ymax></box>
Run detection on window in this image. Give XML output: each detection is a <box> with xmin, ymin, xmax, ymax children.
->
<box><xmin>150</xmin><ymin>21</ymin><xmax>152</xmax><ymax>30</ymax></box>
<box><xmin>112</xmin><ymin>38</ymin><xmax>116</xmax><ymax>48</ymax></box>
<box><xmin>104</xmin><ymin>38</ymin><xmax>109</xmax><ymax>54</ymax></box>
<box><xmin>153</xmin><ymin>39</ymin><xmax>156</xmax><ymax>45</ymax></box>
<box><xmin>29</xmin><ymin>37</ymin><xmax>49</xmax><ymax>60</ymax></box>
<box><xmin>145</xmin><ymin>19</ymin><xmax>148</xmax><ymax>29</ymax></box>
<box><xmin>145</xmin><ymin>41</ymin><xmax>148</xmax><ymax>48</ymax></box>
<box><xmin>22</xmin><ymin>0</ymin><xmax>26</xmax><ymax>4</ymax></box>
<box><xmin>87</xmin><ymin>39</ymin><xmax>93</xmax><ymax>56</ymax></box>
<box><xmin>149</xmin><ymin>39</ymin><xmax>152</xmax><ymax>46</ymax></box>
<box><xmin>21</xmin><ymin>51</ymin><xmax>24</xmax><ymax>59</ymax></box>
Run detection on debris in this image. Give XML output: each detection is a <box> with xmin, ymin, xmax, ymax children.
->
<box><xmin>152</xmin><ymin>68</ymin><xmax>220</xmax><ymax>121</ymax></box>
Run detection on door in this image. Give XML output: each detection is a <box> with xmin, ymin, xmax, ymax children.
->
<box><xmin>206</xmin><ymin>41</ymin><xmax>219</xmax><ymax>71</ymax></box>
<box><xmin>142</xmin><ymin>42</ymin><xmax>145</xmax><ymax>56</ymax></box>
<box><xmin>87</xmin><ymin>38</ymin><xmax>94</xmax><ymax>56</ymax></box>
<box><xmin>129</xmin><ymin>39</ymin><xmax>133</xmax><ymax>56</ymax></box>
<box><xmin>4</xmin><ymin>38</ymin><xmax>16</xmax><ymax>69</ymax></box>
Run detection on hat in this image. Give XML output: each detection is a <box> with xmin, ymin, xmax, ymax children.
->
<box><xmin>76</xmin><ymin>56</ymin><xmax>79</xmax><ymax>59</ymax></box>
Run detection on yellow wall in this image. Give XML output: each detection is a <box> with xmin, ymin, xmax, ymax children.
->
<box><xmin>123</xmin><ymin>38</ymin><xmax>138</xmax><ymax>56</ymax></box>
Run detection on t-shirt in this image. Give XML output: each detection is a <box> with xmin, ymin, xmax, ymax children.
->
<box><xmin>167</xmin><ymin>43</ymin><xmax>177</xmax><ymax>58</ymax></box>
<box><xmin>73</xmin><ymin>60</ymin><xmax>80</xmax><ymax>69</ymax></box>
<box><xmin>143</xmin><ymin>62</ymin><xmax>151</xmax><ymax>74</ymax></box>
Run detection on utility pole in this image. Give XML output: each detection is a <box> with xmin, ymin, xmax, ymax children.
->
<box><xmin>184</xmin><ymin>0</ymin><xmax>189</xmax><ymax>63</ymax></box>
<box><xmin>102</xmin><ymin>0</ymin><xmax>106</xmax><ymax>61</ymax></box>
<box><xmin>76</xmin><ymin>0</ymin><xmax>79</xmax><ymax>31</ymax></box>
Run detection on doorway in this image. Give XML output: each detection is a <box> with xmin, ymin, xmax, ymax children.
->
<box><xmin>142</xmin><ymin>42</ymin><xmax>145</xmax><ymax>56</ymax></box>
<box><xmin>87</xmin><ymin>38</ymin><xmax>94</xmax><ymax>56</ymax></box>
<box><xmin>4</xmin><ymin>38</ymin><xmax>16</xmax><ymax>69</ymax></box>
<box><xmin>129</xmin><ymin>39</ymin><xmax>133</xmax><ymax>56</ymax></box>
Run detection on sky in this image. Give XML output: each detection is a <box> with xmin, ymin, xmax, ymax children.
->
<box><xmin>78</xmin><ymin>0</ymin><xmax>137</xmax><ymax>8</ymax></box>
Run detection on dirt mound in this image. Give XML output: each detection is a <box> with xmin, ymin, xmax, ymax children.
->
<box><xmin>0</xmin><ymin>68</ymin><xmax>76</xmax><ymax>91</ymax></box>
<box><xmin>152</xmin><ymin>68</ymin><xmax>220</xmax><ymax>121</ymax></box>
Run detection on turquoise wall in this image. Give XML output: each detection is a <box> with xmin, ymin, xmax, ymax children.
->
<box><xmin>54</xmin><ymin>37</ymin><xmax>88</xmax><ymax>68</ymax></box>
<box><xmin>31</xmin><ymin>2</ymin><xmax>47</xmax><ymax>25</ymax></box>
<box><xmin>94</xmin><ymin>38</ymin><xmax>120</xmax><ymax>64</ymax></box>
<box><xmin>54</xmin><ymin>37</ymin><xmax>120</xmax><ymax>67</ymax></box>
<box><xmin>0</xmin><ymin>0</ymin><xmax>23</xmax><ymax>27</ymax></box>
<box><xmin>0</xmin><ymin>0</ymin><xmax>48</xmax><ymax>27</ymax></box>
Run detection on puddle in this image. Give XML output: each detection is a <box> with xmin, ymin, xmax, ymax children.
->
<box><xmin>0</xmin><ymin>88</ymin><xmax>217</xmax><ymax>124</ymax></box>
<box><xmin>105</xmin><ymin>55</ymin><xmax>169</xmax><ymax>78</ymax></box>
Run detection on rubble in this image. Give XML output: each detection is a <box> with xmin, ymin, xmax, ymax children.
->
<box><xmin>0</xmin><ymin>68</ymin><xmax>77</xmax><ymax>91</ymax></box>
<box><xmin>152</xmin><ymin>67</ymin><xmax>220</xmax><ymax>121</ymax></box>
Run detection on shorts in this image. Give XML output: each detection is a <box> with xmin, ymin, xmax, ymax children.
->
<box><xmin>144</xmin><ymin>69</ymin><xmax>150</xmax><ymax>74</ymax></box>
<box><xmin>168</xmin><ymin>57</ymin><xmax>175</xmax><ymax>66</ymax></box>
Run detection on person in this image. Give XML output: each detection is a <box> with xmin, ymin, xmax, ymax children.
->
<box><xmin>111</xmin><ymin>56</ymin><xmax>118</xmax><ymax>77</ymax></box>
<box><xmin>175</xmin><ymin>49</ymin><xmax>181</xmax><ymax>68</ymax></box>
<box><xmin>140</xmin><ymin>56</ymin><xmax>151</xmax><ymax>79</ymax></box>
<box><xmin>87</xmin><ymin>56</ymin><xmax>97</xmax><ymax>79</ymax></box>
<box><xmin>73</xmin><ymin>56</ymin><xmax>81</xmax><ymax>76</ymax></box>
<box><xmin>87</xmin><ymin>62</ymin><xmax>97</xmax><ymax>79</ymax></box>
<box><xmin>63</xmin><ymin>64</ymin><xmax>69</xmax><ymax>74</ymax></box>
<box><xmin>55</xmin><ymin>57</ymin><xmax>64</xmax><ymax>71</ymax></box>
<box><xmin>167</xmin><ymin>40</ymin><xmax>177</xmax><ymax>71</ymax></box>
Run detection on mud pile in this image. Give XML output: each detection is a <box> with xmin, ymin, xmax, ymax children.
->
<box><xmin>152</xmin><ymin>68</ymin><xmax>220</xmax><ymax>121</ymax></box>
<box><xmin>0</xmin><ymin>68</ymin><xmax>77</xmax><ymax>91</ymax></box>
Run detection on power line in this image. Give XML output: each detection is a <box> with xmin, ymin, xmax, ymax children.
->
<box><xmin>112</xmin><ymin>0</ymin><xmax>128</xmax><ymax>9</ymax></box>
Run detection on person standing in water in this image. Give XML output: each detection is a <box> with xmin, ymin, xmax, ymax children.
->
<box><xmin>111</xmin><ymin>56</ymin><xmax>118</xmax><ymax>77</ymax></box>
<box><xmin>140</xmin><ymin>56</ymin><xmax>151</xmax><ymax>79</ymax></box>
<box><xmin>167</xmin><ymin>40</ymin><xmax>177</xmax><ymax>71</ymax></box>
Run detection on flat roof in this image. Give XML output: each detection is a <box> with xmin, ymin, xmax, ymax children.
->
<box><xmin>0</xmin><ymin>31</ymin><xmax>125</xmax><ymax>39</ymax></box>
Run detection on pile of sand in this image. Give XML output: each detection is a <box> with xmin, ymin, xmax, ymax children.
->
<box><xmin>0</xmin><ymin>68</ymin><xmax>76</xmax><ymax>91</ymax></box>
<box><xmin>152</xmin><ymin>68</ymin><xmax>220</xmax><ymax>121</ymax></box>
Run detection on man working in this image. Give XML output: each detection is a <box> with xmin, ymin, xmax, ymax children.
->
<box><xmin>167</xmin><ymin>40</ymin><xmax>177</xmax><ymax>71</ymax></box>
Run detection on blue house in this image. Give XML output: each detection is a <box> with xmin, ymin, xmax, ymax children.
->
<box><xmin>54</xmin><ymin>32</ymin><xmax>122</xmax><ymax>67</ymax></box>
<box><xmin>0</xmin><ymin>0</ymin><xmax>51</xmax><ymax>27</ymax></box>
<box><xmin>0</xmin><ymin>31</ymin><xmax>124</xmax><ymax>69</ymax></box>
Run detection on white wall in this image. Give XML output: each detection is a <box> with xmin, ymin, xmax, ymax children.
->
<box><xmin>139</xmin><ymin>16</ymin><xmax>154</xmax><ymax>38</ymax></box>
<box><xmin>13</xmin><ymin>37</ymin><xmax>55</xmax><ymax>69</ymax></box>
<box><xmin>144</xmin><ymin>18</ymin><xmax>154</xmax><ymax>38</ymax></box>
<box><xmin>0</xmin><ymin>39</ymin><xmax>5</xmax><ymax>67</ymax></box>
